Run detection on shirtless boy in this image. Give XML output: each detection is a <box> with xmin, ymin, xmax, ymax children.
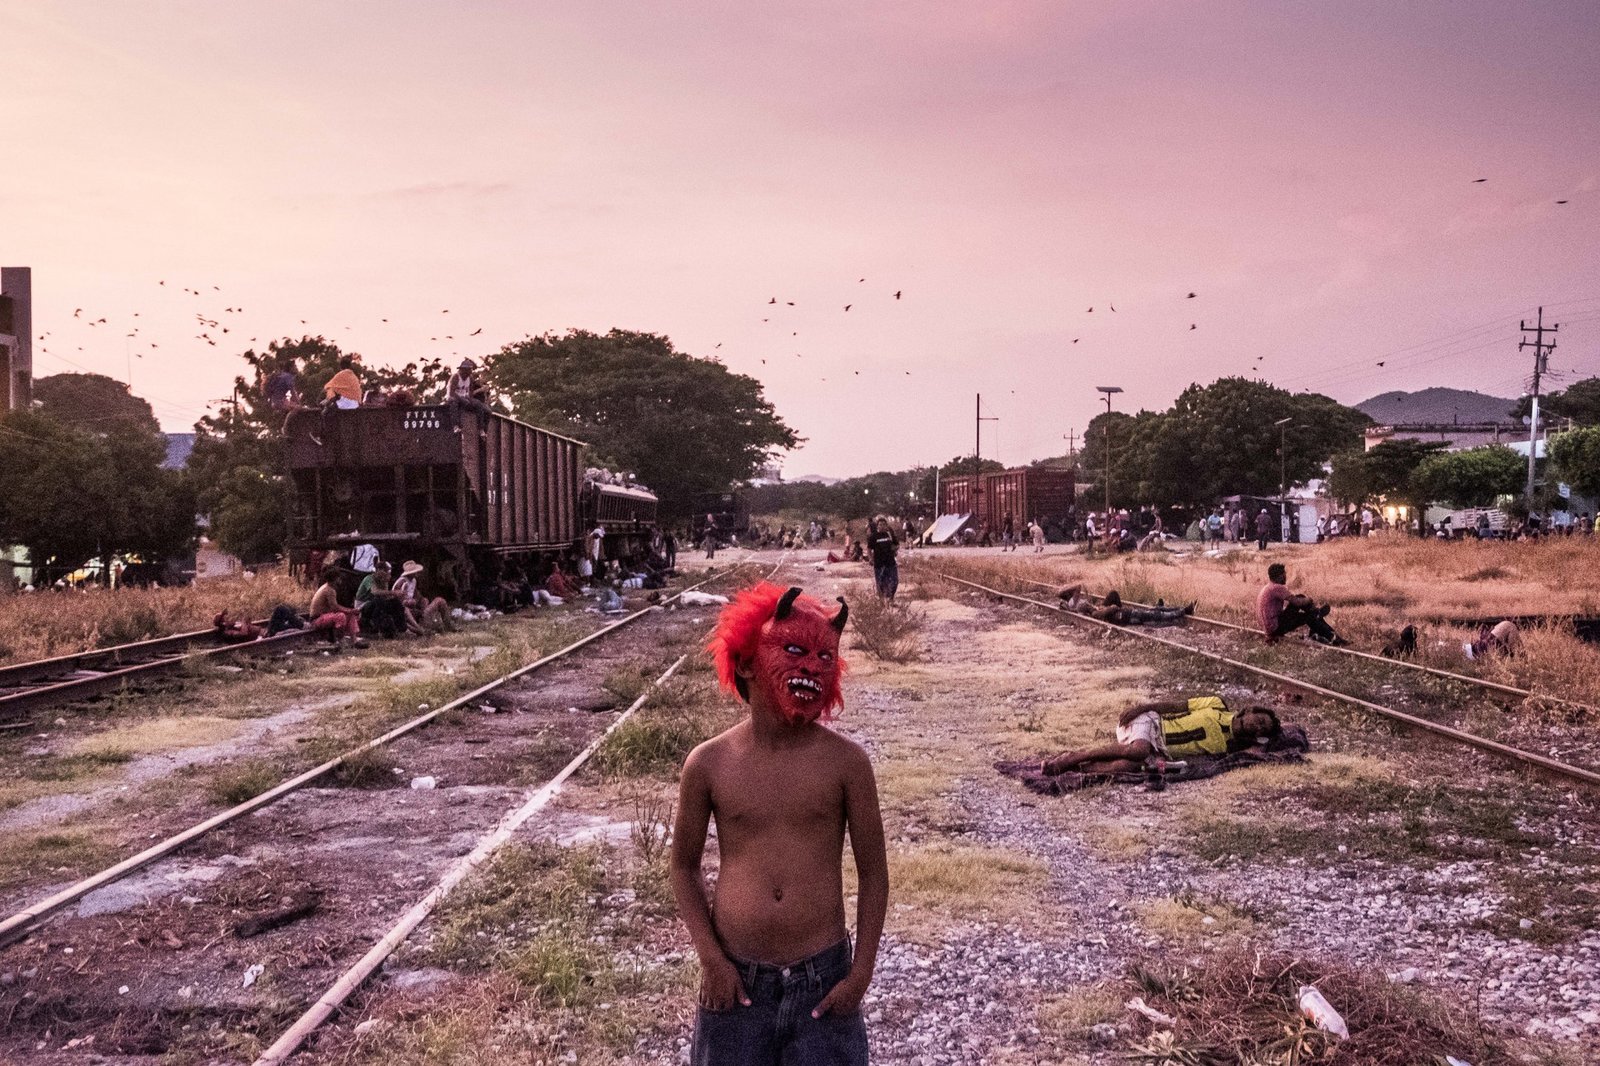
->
<box><xmin>672</xmin><ymin>583</ymin><xmax>889</xmax><ymax>1065</ymax></box>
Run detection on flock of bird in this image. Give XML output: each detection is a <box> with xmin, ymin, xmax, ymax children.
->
<box><xmin>28</xmin><ymin>173</ymin><xmax>1587</xmax><ymax>412</ymax></box>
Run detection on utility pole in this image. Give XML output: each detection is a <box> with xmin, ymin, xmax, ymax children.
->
<box><xmin>1063</xmin><ymin>429</ymin><xmax>1077</xmax><ymax>458</ymax></box>
<box><xmin>974</xmin><ymin>393</ymin><xmax>998</xmax><ymax>519</ymax></box>
<box><xmin>1275</xmin><ymin>416</ymin><xmax>1293</xmax><ymax>543</ymax></box>
<box><xmin>1519</xmin><ymin>307</ymin><xmax>1559</xmax><ymax>513</ymax></box>
<box><xmin>1095</xmin><ymin>386</ymin><xmax>1123</xmax><ymax>514</ymax></box>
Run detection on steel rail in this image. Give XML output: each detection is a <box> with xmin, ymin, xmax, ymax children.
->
<box><xmin>0</xmin><ymin>559</ymin><xmax>771</xmax><ymax>949</ymax></box>
<box><xmin>0</xmin><ymin>625</ymin><xmax>230</xmax><ymax>689</ymax></box>
<box><xmin>930</xmin><ymin>570</ymin><xmax>1600</xmax><ymax>790</ymax></box>
<box><xmin>1001</xmin><ymin>572</ymin><xmax>1598</xmax><ymax>715</ymax></box>
<box><xmin>253</xmin><ymin>653</ymin><xmax>691</xmax><ymax>1065</ymax></box>
<box><xmin>0</xmin><ymin>629</ymin><xmax>317</xmax><ymax>720</ymax></box>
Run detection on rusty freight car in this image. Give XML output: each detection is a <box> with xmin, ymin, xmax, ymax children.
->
<box><xmin>938</xmin><ymin>467</ymin><xmax>1075</xmax><ymax>534</ymax></box>
<box><xmin>286</xmin><ymin>405</ymin><xmax>656</xmax><ymax>591</ymax></box>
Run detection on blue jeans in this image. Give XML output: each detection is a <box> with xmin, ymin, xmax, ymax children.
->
<box><xmin>692</xmin><ymin>939</ymin><xmax>869</xmax><ymax>1065</ymax></box>
<box><xmin>873</xmin><ymin>563</ymin><xmax>898</xmax><ymax>601</ymax></box>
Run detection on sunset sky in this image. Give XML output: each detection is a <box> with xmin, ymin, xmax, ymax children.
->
<box><xmin>4</xmin><ymin>1</ymin><xmax>1597</xmax><ymax>477</ymax></box>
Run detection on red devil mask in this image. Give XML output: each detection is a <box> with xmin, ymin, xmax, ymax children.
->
<box><xmin>709</xmin><ymin>583</ymin><xmax>849</xmax><ymax>723</ymax></box>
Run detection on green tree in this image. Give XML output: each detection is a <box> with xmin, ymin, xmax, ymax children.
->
<box><xmin>0</xmin><ymin>377</ymin><xmax>195</xmax><ymax>580</ymax></box>
<box><xmin>1411</xmin><ymin>446</ymin><xmax>1525</xmax><ymax>508</ymax></box>
<box><xmin>1328</xmin><ymin>439</ymin><xmax>1447</xmax><ymax>532</ymax></box>
<box><xmin>1513</xmin><ymin>377</ymin><xmax>1600</xmax><ymax>427</ymax></box>
<box><xmin>187</xmin><ymin>337</ymin><xmax>448</xmax><ymax>562</ymax></box>
<box><xmin>1550</xmin><ymin>425</ymin><xmax>1600</xmax><ymax>500</ymax></box>
<box><xmin>490</xmin><ymin>330</ymin><xmax>798</xmax><ymax>518</ymax></box>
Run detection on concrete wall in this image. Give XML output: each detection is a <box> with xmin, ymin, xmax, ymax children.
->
<box><xmin>0</xmin><ymin>267</ymin><xmax>32</xmax><ymax>412</ymax></box>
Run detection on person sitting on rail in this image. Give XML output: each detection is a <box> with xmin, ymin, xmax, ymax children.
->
<box><xmin>1058</xmin><ymin>586</ymin><xmax>1194</xmax><ymax>626</ymax></box>
<box><xmin>311</xmin><ymin>356</ymin><xmax>363</xmax><ymax>446</ymax></box>
<box><xmin>673</xmin><ymin>584</ymin><xmax>886</xmax><ymax>1065</ymax></box>
<box><xmin>310</xmin><ymin>568</ymin><xmax>366</xmax><ymax>647</ymax></box>
<box><xmin>212</xmin><ymin>611</ymin><xmax>265</xmax><ymax>644</ymax></box>
<box><xmin>1041</xmin><ymin>697</ymin><xmax>1284</xmax><ymax>776</ymax></box>
<box><xmin>1257</xmin><ymin>563</ymin><xmax>1346</xmax><ymax>646</ymax></box>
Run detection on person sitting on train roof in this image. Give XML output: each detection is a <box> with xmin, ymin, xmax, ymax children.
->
<box><xmin>310</xmin><ymin>567</ymin><xmax>366</xmax><ymax>648</ymax></box>
<box><xmin>309</xmin><ymin>357</ymin><xmax>362</xmax><ymax>446</ymax></box>
<box><xmin>1257</xmin><ymin>563</ymin><xmax>1346</xmax><ymax>646</ymax></box>
<box><xmin>447</xmin><ymin>358</ymin><xmax>492</xmax><ymax>437</ymax></box>
<box><xmin>263</xmin><ymin>354</ymin><xmax>310</xmax><ymax>434</ymax></box>
<box><xmin>1041</xmin><ymin>698</ymin><xmax>1285</xmax><ymax>777</ymax></box>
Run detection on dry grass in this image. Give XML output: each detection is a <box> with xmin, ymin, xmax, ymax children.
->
<box><xmin>0</xmin><ymin>569</ymin><xmax>306</xmax><ymax>665</ymax></box>
<box><xmin>885</xmin><ymin>842</ymin><xmax>1048</xmax><ymax>921</ymax></box>
<box><xmin>846</xmin><ymin>593</ymin><xmax>926</xmax><ymax>662</ymax></box>
<box><xmin>1039</xmin><ymin>982</ymin><xmax>1126</xmax><ymax>1041</ymax></box>
<box><xmin>1119</xmin><ymin>944</ymin><xmax>1515</xmax><ymax>1066</ymax></box>
<box><xmin>915</xmin><ymin>540</ymin><xmax>1600</xmax><ymax>706</ymax></box>
<box><xmin>1137</xmin><ymin>891</ymin><xmax>1256</xmax><ymax>942</ymax></box>
<box><xmin>67</xmin><ymin>716</ymin><xmax>243</xmax><ymax>758</ymax></box>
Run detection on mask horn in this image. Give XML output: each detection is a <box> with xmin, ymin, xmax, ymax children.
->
<box><xmin>831</xmin><ymin>597</ymin><xmax>849</xmax><ymax>632</ymax></box>
<box><xmin>775</xmin><ymin>586</ymin><xmax>803</xmax><ymax>620</ymax></box>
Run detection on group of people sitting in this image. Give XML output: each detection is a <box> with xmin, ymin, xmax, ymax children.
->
<box><xmin>307</xmin><ymin>558</ymin><xmax>455</xmax><ymax>645</ymax></box>
<box><xmin>265</xmin><ymin>354</ymin><xmax>494</xmax><ymax>444</ymax></box>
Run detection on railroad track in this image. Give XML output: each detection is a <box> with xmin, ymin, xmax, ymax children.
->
<box><xmin>922</xmin><ymin>566</ymin><xmax>1600</xmax><ymax>791</ymax></box>
<box><xmin>996</xmin><ymin>570</ymin><xmax>1599</xmax><ymax>716</ymax></box>
<box><xmin>0</xmin><ymin>555</ymin><xmax>783</xmax><ymax>1061</ymax></box>
<box><xmin>0</xmin><ymin>622</ymin><xmax>316</xmax><ymax>725</ymax></box>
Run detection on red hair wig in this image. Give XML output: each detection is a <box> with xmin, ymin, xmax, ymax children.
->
<box><xmin>707</xmin><ymin>581</ymin><xmax>847</xmax><ymax>719</ymax></box>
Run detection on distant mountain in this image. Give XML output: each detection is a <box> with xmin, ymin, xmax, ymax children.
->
<box><xmin>787</xmin><ymin>474</ymin><xmax>843</xmax><ymax>485</ymax></box>
<box><xmin>1355</xmin><ymin>387</ymin><xmax>1517</xmax><ymax>426</ymax></box>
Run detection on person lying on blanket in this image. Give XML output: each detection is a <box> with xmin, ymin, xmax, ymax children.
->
<box><xmin>1040</xmin><ymin>697</ymin><xmax>1282</xmax><ymax>776</ymax></box>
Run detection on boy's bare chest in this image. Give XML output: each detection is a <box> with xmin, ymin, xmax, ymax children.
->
<box><xmin>711</xmin><ymin>760</ymin><xmax>844</xmax><ymax>833</ymax></box>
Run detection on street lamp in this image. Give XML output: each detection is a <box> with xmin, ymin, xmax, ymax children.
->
<box><xmin>1095</xmin><ymin>386</ymin><xmax>1123</xmax><ymax>514</ymax></box>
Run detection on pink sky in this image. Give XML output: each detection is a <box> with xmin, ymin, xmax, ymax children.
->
<box><xmin>4</xmin><ymin>1</ymin><xmax>1597</xmax><ymax>477</ymax></box>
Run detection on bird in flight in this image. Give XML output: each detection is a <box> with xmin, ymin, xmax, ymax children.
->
<box><xmin>1073</xmin><ymin>339</ymin><xmax>1079</xmax><ymax>344</ymax></box>
<box><xmin>1190</xmin><ymin>324</ymin><xmax>1197</xmax><ymax>330</ymax></box>
<box><xmin>1186</xmin><ymin>292</ymin><xmax>1196</xmax><ymax>299</ymax></box>
<box><xmin>1472</xmin><ymin>178</ymin><xmax>1487</xmax><ymax>183</ymax></box>
<box><xmin>1086</xmin><ymin>307</ymin><xmax>1093</xmax><ymax>313</ymax></box>
<box><xmin>1556</xmin><ymin>199</ymin><xmax>1569</xmax><ymax>205</ymax></box>
<box><xmin>1376</xmin><ymin>361</ymin><xmax>1386</xmax><ymax>367</ymax></box>
<box><xmin>786</xmin><ymin>301</ymin><xmax>795</xmax><ymax>306</ymax></box>
<box><xmin>74</xmin><ymin>308</ymin><xmax>82</xmax><ymax>317</ymax></box>
<box><xmin>714</xmin><ymin>343</ymin><xmax>722</xmax><ymax>348</ymax></box>
<box><xmin>470</xmin><ymin>328</ymin><xmax>482</xmax><ymax>336</ymax></box>
<box><xmin>858</xmin><ymin>278</ymin><xmax>865</xmax><ymax>283</ymax></box>
<box><xmin>1110</xmin><ymin>304</ymin><xmax>1116</xmax><ymax>312</ymax></box>
<box><xmin>844</xmin><ymin>304</ymin><xmax>851</xmax><ymax>312</ymax></box>
<box><xmin>760</xmin><ymin>359</ymin><xmax>766</xmax><ymax>364</ymax></box>
<box><xmin>769</xmin><ymin>297</ymin><xmax>777</xmax><ymax>304</ymax></box>
<box><xmin>893</xmin><ymin>291</ymin><xmax>902</xmax><ymax>300</ymax></box>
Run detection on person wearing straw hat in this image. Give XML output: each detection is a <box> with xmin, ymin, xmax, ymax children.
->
<box><xmin>392</xmin><ymin>560</ymin><xmax>451</xmax><ymax>634</ymax></box>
